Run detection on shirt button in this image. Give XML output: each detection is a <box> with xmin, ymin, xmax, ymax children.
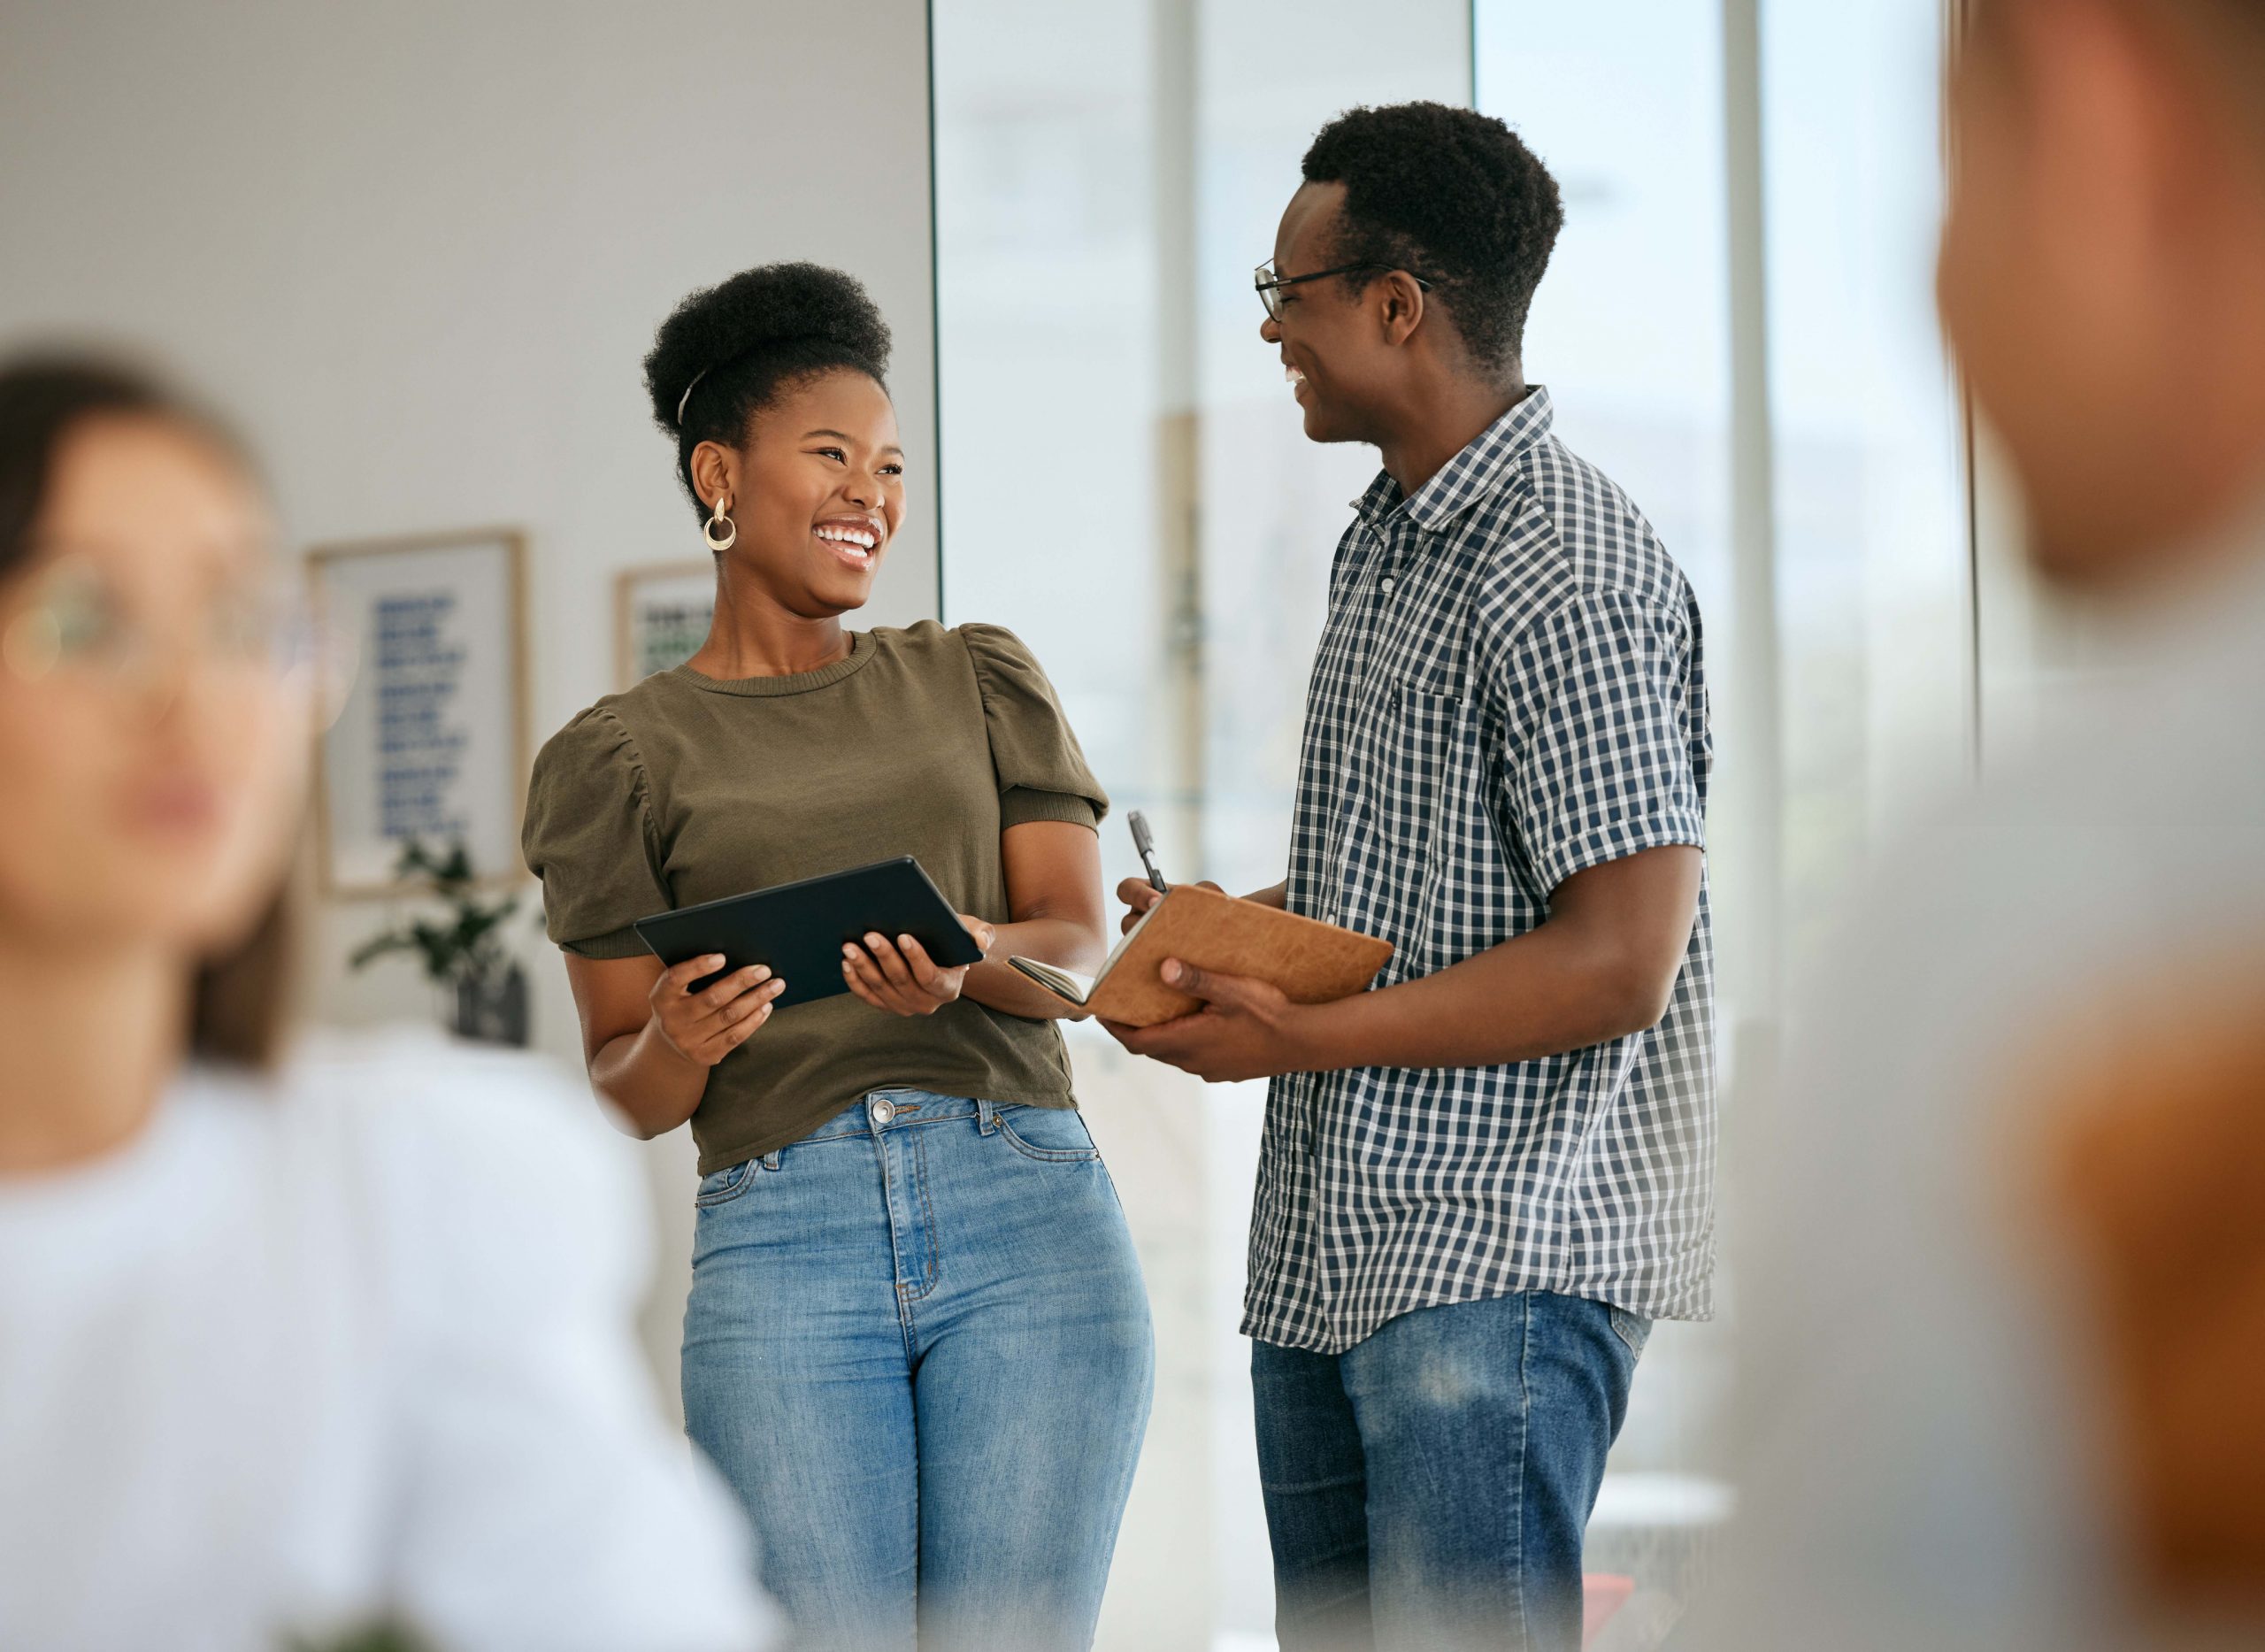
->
<box><xmin>1380</xmin><ymin>576</ymin><xmax>1396</xmax><ymax>594</ymax></box>
<box><xmin>870</xmin><ymin>1098</ymin><xmax>895</xmax><ymax>1126</ymax></box>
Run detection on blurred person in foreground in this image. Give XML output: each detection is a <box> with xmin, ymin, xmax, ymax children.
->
<box><xmin>1685</xmin><ymin>1</ymin><xmax>2265</xmax><ymax>1648</ymax></box>
<box><xmin>0</xmin><ymin>355</ymin><xmax>777</xmax><ymax>1652</ymax></box>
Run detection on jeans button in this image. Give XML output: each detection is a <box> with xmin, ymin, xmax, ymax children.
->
<box><xmin>870</xmin><ymin>1098</ymin><xmax>894</xmax><ymax>1126</ymax></box>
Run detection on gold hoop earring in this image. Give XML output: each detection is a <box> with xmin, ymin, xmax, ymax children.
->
<box><xmin>704</xmin><ymin>496</ymin><xmax>737</xmax><ymax>553</ymax></box>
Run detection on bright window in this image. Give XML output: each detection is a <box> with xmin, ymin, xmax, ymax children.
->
<box><xmin>936</xmin><ymin>2</ymin><xmax>1969</xmax><ymax>1643</ymax></box>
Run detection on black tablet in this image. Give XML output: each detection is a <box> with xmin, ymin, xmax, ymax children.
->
<box><xmin>633</xmin><ymin>857</ymin><xmax>986</xmax><ymax>1010</ymax></box>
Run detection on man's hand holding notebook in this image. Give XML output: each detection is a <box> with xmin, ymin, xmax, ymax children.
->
<box><xmin>1008</xmin><ymin>881</ymin><xmax>1393</xmax><ymax>1028</ymax></box>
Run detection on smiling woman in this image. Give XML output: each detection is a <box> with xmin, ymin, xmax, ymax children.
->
<box><xmin>520</xmin><ymin>262</ymin><xmax>1156</xmax><ymax>1650</ymax></box>
<box><xmin>646</xmin><ymin>263</ymin><xmax>903</xmax><ymax>627</ymax></box>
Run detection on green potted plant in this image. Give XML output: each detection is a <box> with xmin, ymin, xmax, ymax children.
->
<box><xmin>349</xmin><ymin>839</ymin><xmax>529</xmax><ymax>1047</ymax></box>
<box><xmin>288</xmin><ymin>1620</ymin><xmax>434</xmax><ymax>1652</ymax></box>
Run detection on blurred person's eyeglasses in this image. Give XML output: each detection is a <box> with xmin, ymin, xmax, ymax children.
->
<box><xmin>1254</xmin><ymin>257</ymin><xmax>1440</xmax><ymax>321</ymax></box>
<box><xmin>0</xmin><ymin>552</ymin><xmax>330</xmax><ymax>695</ymax></box>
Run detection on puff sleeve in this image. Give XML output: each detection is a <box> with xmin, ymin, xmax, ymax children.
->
<box><xmin>520</xmin><ymin>706</ymin><xmax>672</xmax><ymax>959</ymax></box>
<box><xmin>959</xmin><ymin>623</ymin><xmax>1109</xmax><ymax>832</ymax></box>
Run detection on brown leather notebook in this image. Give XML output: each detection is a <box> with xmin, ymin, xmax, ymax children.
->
<box><xmin>1008</xmin><ymin>884</ymin><xmax>1394</xmax><ymax>1027</ymax></box>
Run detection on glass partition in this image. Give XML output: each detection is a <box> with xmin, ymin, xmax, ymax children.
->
<box><xmin>1476</xmin><ymin>0</ymin><xmax>1969</xmax><ymax>1640</ymax></box>
<box><xmin>1474</xmin><ymin>4</ymin><xmax>1741</xmax><ymax>1627</ymax></box>
<box><xmin>937</xmin><ymin>1</ymin><xmax>1969</xmax><ymax>1644</ymax></box>
<box><xmin>933</xmin><ymin>8</ymin><xmax>1470</xmax><ymax>1647</ymax></box>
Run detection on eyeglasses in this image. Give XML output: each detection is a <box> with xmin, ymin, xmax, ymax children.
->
<box><xmin>1</xmin><ymin>554</ymin><xmax>326</xmax><ymax>692</ymax></box>
<box><xmin>1254</xmin><ymin>257</ymin><xmax>1439</xmax><ymax>321</ymax></box>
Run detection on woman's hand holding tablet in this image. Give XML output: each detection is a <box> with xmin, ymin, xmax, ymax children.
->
<box><xmin>649</xmin><ymin>956</ymin><xmax>787</xmax><ymax>1066</ymax></box>
<box><xmin>842</xmin><ymin>915</ymin><xmax>998</xmax><ymax>1017</ymax></box>
<box><xmin>633</xmin><ymin>857</ymin><xmax>994</xmax><ymax>1014</ymax></box>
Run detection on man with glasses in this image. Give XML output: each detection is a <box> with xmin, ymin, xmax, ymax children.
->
<box><xmin>1108</xmin><ymin>102</ymin><xmax>1716</xmax><ymax>1651</ymax></box>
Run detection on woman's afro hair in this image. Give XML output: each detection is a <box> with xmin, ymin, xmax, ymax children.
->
<box><xmin>642</xmin><ymin>262</ymin><xmax>893</xmax><ymax>515</ymax></box>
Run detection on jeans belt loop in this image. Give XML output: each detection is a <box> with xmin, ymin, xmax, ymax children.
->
<box><xmin>977</xmin><ymin>1097</ymin><xmax>999</xmax><ymax>1136</ymax></box>
<box><xmin>761</xmin><ymin>1150</ymin><xmax>781</xmax><ymax>1172</ymax></box>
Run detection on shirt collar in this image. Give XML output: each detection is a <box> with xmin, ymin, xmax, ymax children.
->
<box><xmin>1352</xmin><ymin>385</ymin><xmax>1555</xmax><ymax>532</ymax></box>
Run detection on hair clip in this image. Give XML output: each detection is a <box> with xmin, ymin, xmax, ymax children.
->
<box><xmin>675</xmin><ymin>367</ymin><xmax>710</xmax><ymax>428</ymax></box>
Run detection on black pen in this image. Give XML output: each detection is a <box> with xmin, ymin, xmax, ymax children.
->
<box><xmin>1128</xmin><ymin>810</ymin><xmax>1169</xmax><ymax>894</ymax></box>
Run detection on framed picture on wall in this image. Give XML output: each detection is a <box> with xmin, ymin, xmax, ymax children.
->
<box><xmin>616</xmin><ymin>559</ymin><xmax>717</xmax><ymax>688</ymax></box>
<box><xmin>307</xmin><ymin>527</ymin><xmax>531</xmax><ymax>899</ymax></box>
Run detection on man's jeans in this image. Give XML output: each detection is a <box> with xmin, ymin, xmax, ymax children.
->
<box><xmin>1253</xmin><ymin>1291</ymin><xmax>1649</xmax><ymax>1652</ymax></box>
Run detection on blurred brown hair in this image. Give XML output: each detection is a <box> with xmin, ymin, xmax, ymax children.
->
<box><xmin>1968</xmin><ymin>0</ymin><xmax>2265</xmax><ymax>128</ymax></box>
<box><xmin>0</xmin><ymin>352</ymin><xmax>296</xmax><ymax>1069</ymax></box>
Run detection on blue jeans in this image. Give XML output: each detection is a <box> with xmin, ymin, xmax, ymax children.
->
<box><xmin>1253</xmin><ymin>1291</ymin><xmax>1649</xmax><ymax>1652</ymax></box>
<box><xmin>681</xmin><ymin>1091</ymin><xmax>1154</xmax><ymax>1652</ymax></box>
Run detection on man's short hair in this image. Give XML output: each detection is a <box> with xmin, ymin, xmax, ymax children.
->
<box><xmin>1301</xmin><ymin>101</ymin><xmax>1564</xmax><ymax>377</ymax></box>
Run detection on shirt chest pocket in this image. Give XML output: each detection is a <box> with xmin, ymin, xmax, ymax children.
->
<box><xmin>1351</xmin><ymin>674</ymin><xmax>1473</xmax><ymax>858</ymax></box>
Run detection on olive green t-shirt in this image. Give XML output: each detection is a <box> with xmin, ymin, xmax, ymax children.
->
<box><xmin>521</xmin><ymin>620</ymin><xmax>1107</xmax><ymax>1174</ymax></box>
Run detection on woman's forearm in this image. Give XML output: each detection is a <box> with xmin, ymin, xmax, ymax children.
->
<box><xmin>588</xmin><ymin>1018</ymin><xmax>711</xmax><ymax>1140</ymax></box>
<box><xmin>962</xmin><ymin>914</ymin><xmax>1109</xmax><ymax>1021</ymax></box>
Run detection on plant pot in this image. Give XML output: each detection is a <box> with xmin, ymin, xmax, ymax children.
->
<box><xmin>452</xmin><ymin>961</ymin><xmax>529</xmax><ymax>1048</ymax></box>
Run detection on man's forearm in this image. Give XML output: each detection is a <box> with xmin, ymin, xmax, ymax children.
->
<box><xmin>1305</xmin><ymin>921</ymin><xmax>1671</xmax><ymax>1072</ymax></box>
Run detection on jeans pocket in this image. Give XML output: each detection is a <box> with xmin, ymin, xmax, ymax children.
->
<box><xmin>1609</xmin><ymin>1305</ymin><xmax>1653</xmax><ymax>1359</ymax></box>
<box><xmin>694</xmin><ymin>1158</ymin><xmax>760</xmax><ymax>1207</ymax></box>
<box><xmin>994</xmin><ymin>1104</ymin><xmax>1102</xmax><ymax>1163</ymax></box>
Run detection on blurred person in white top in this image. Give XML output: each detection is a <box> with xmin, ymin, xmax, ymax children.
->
<box><xmin>0</xmin><ymin>354</ymin><xmax>779</xmax><ymax>1652</ymax></box>
<box><xmin>1686</xmin><ymin>1</ymin><xmax>2265</xmax><ymax>1648</ymax></box>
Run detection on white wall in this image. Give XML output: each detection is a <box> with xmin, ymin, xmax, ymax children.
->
<box><xmin>0</xmin><ymin>0</ymin><xmax>940</xmax><ymax>1400</ymax></box>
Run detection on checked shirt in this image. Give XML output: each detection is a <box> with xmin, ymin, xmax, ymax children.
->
<box><xmin>1244</xmin><ymin>388</ymin><xmax>1717</xmax><ymax>1355</ymax></box>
